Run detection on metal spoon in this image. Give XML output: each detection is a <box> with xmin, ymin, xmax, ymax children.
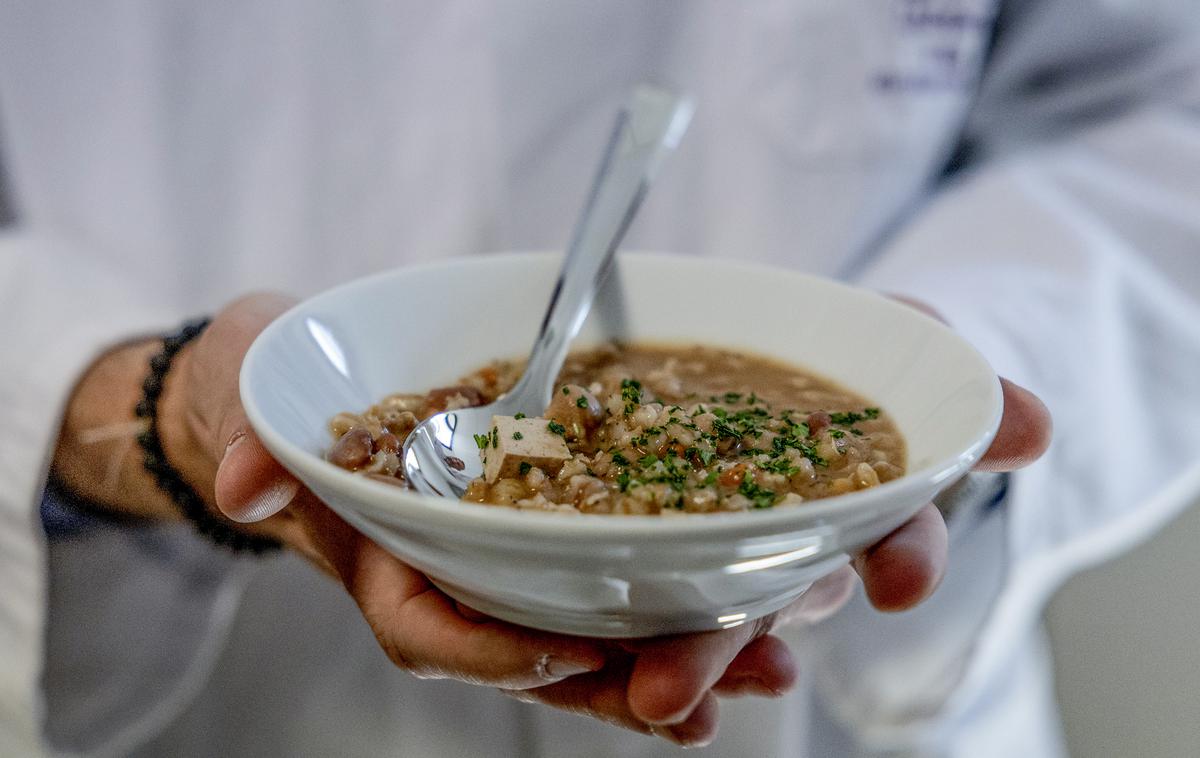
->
<box><xmin>402</xmin><ymin>85</ymin><xmax>694</xmax><ymax>498</ymax></box>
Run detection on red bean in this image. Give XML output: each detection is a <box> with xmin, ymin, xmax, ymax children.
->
<box><xmin>329</xmin><ymin>427</ymin><xmax>373</xmax><ymax>470</ymax></box>
<box><xmin>545</xmin><ymin>384</ymin><xmax>604</xmax><ymax>441</ymax></box>
<box><xmin>374</xmin><ymin>432</ymin><xmax>400</xmax><ymax>456</ymax></box>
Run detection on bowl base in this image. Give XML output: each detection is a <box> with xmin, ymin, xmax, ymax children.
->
<box><xmin>428</xmin><ymin>577</ymin><xmax>819</xmax><ymax>638</ymax></box>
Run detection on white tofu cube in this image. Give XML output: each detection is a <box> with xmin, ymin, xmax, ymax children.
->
<box><xmin>480</xmin><ymin>415</ymin><xmax>572</xmax><ymax>483</ymax></box>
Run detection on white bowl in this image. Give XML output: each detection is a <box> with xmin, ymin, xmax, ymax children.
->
<box><xmin>241</xmin><ymin>252</ymin><xmax>1001</xmax><ymax>637</ymax></box>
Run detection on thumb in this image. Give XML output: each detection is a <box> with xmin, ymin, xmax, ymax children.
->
<box><xmin>215</xmin><ymin>423</ymin><xmax>300</xmax><ymax>522</ymax></box>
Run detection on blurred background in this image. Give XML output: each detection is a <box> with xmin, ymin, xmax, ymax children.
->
<box><xmin>1046</xmin><ymin>495</ymin><xmax>1200</xmax><ymax>758</ymax></box>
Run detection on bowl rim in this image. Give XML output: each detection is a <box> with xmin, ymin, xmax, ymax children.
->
<box><xmin>241</xmin><ymin>251</ymin><xmax>1002</xmax><ymax>541</ymax></box>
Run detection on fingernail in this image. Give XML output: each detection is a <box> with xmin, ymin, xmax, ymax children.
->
<box><xmin>667</xmin><ymin>725</ymin><xmax>715</xmax><ymax>749</ymax></box>
<box><xmin>539</xmin><ymin>655</ymin><xmax>599</xmax><ymax>682</ymax></box>
<box><xmin>231</xmin><ymin>478</ymin><xmax>299</xmax><ymax>523</ymax></box>
<box><xmin>223</xmin><ymin>430</ymin><xmax>247</xmax><ymax>460</ymax></box>
<box><xmin>726</xmin><ymin>675</ymin><xmax>784</xmax><ymax>698</ymax></box>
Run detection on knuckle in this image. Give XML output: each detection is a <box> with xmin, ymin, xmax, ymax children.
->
<box><xmin>376</xmin><ymin>635</ymin><xmax>422</xmax><ymax>675</ymax></box>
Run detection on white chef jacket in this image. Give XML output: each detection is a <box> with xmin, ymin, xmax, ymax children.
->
<box><xmin>1</xmin><ymin>1</ymin><xmax>1199</xmax><ymax>756</ymax></box>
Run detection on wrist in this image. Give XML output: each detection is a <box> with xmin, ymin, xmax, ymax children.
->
<box><xmin>156</xmin><ymin>341</ymin><xmax>215</xmax><ymax>502</ymax></box>
<box><xmin>53</xmin><ymin>339</ymin><xmax>182</xmax><ymax>519</ymax></box>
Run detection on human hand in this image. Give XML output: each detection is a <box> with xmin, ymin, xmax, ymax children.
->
<box><xmin>165</xmin><ymin>293</ymin><xmax>1050</xmax><ymax>748</ymax></box>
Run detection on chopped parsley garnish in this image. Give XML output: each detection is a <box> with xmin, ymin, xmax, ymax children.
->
<box><xmin>512</xmin><ymin>431</ymin><xmax>524</xmax><ymax>440</ymax></box>
<box><xmin>829</xmin><ymin>408</ymin><xmax>882</xmax><ymax>426</ymax></box>
<box><xmin>686</xmin><ymin>446</ymin><xmax>716</xmax><ymax>466</ymax></box>
<box><xmin>723</xmin><ymin>392</ymin><xmax>742</xmax><ymax>404</ymax></box>
<box><xmin>641</xmin><ymin>453</ymin><xmax>689</xmax><ymax>491</ymax></box>
<box><xmin>518</xmin><ymin>462</ymin><xmax>532</xmax><ymax>476</ymax></box>
<box><xmin>711</xmin><ymin>418</ymin><xmax>743</xmax><ymax>440</ymax></box>
<box><xmin>561</xmin><ymin>386</ymin><xmax>570</xmax><ymax>395</ymax></box>
<box><xmin>514</xmin><ymin>412</ymin><xmax>526</xmax><ymax>420</ymax></box>
<box><xmin>620</xmin><ymin>378</ymin><xmax>643</xmax><ymax>413</ymax></box>
<box><xmin>546</xmin><ymin>420</ymin><xmax>566</xmax><ymax>436</ymax></box>
<box><xmin>473</xmin><ymin>433</ymin><xmax>490</xmax><ymax>450</ymax></box>
<box><xmin>575</xmin><ymin>396</ymin><xmax>589</xmax><ymax>408</ymax></box>
<box><xmin>761</xmin><ymin>457</ymin><xmax>799</xmax><ymax>476</ymax></box>
<box><xmin>772</xmin><ymin>431</ymin><xmax>827</xmax><ymax>467</ymax></box>
<box><xmin>738</xmin><ymin>477</ymin><xmax>777</xmax><ymax>509</ymax></box>
<box><xmin>491</xmin><ymin>427</ymin><xmax>499</xmax><ymax>448</ymax></box>
<box><xmin>611</xmin><ymin>452</ymin><xmax>630</xmax><ymax>466</ymax></box>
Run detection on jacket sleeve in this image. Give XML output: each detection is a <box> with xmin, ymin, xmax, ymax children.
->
<box><xmin>810</xmin><ymin>0</ymin><xmax>1200</xmax><ymax>751</ymax></box>
<box><xmin>0</xmin><ymin>228</ymin><xmax>179</xmax><ymax>756</ymax></box>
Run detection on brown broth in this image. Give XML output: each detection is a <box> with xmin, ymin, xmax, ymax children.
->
<box><xmin>328</xmin><ymin>343</ymin><xmax>906</xmax><ymax>514</ymax></box>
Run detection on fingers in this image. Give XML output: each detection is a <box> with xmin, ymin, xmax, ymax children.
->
<box><xmin>188</xmin><ymin>292</ymin><xmax>297</xmax><ymax>459</ymax></box>
<box><xmin>711</xmin><ymin>634</ymin><xmax>798</xmax><ymax>698</ymax></box>
<box><xmin>666</xmin><ymin>691</ymin><xmax>720</xmax><ymax>748</ymax></box>
<box><xmin>847</xmin><ymin>377</ymin><xmax>1038</xmax><ymax>615</ymax></box>
<box><xmin>193</xmin><ymin>293</ymin><xmax>302</xmax><ymax>522</ymax></box>
<box><xmin>191</xmin><ymin>293</ymin><xmax>297</xmax><ymax>416</ymax></box>
<box><xmin>775</xmin><ymin>565</ymin><xmax>858</xmax><ymax>627</ymax></box>
<box><xmin>310</xmin><ymin>516</ymin><xmax>607</xmax><ymax>690</ymax></box>
<box><xmin>853</xmin><ymin>502</ymin><xmax>948</xmax><ymax>612</ymax></box>
<box><xmin>508</xmin><ymin>664</ymin><xmax>722</xmax><ymax>748</ymax></box>
<box><xmin>203</xmin><ymin>292</ymin><xmax>298</xmax><ymax>364</ymax></box>
<box><xmin>623</xmin><ymin>617</ymin><xmax>782</xmax><ymax>725</ymax></box>
<box><xmin>214</xmin><ymin>425</ymin><xmax>299</xmax><ymax>522</ymax></box>
<box><xmin>503</xmin><ymin>663</ymin><xmax>652</xmax><ymax>735</ymax></box>
<box><xmin>977</xmin><ymin>377</ymin><xmax>1052</xmax><ymax>472</ymax></box>
<box><xmin>516</xmin><ymin>629</ymin><xmax>794</xmax><ymax>747</ymax></box>
<box><xmin>886</xmin><ymin>295</ymin><xmax>1053</xmax><ymax>472</ymax></box>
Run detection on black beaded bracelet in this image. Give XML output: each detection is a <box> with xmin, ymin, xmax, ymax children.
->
<box><xmin>134</xmin><ymin>318</ymin><xmax>282</xmax><ymax>555</ymax></box>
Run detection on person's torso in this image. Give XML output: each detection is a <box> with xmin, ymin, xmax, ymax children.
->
<box><xmin>0</xmin><ymin>0</ymin><xmax>996</xmax><ymax>308</ymax></box>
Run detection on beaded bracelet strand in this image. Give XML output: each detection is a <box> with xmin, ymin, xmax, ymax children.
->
<box><xmin>134</xmin><ymin>318</ymin><xmax>281</xmax><ymax>554</ymax></box>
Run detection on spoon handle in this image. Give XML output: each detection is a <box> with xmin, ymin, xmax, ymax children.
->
<box><xmin>511</xmin><ymin>85</ymin><xmax>695</xmax><ymax>408</ymax></box>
